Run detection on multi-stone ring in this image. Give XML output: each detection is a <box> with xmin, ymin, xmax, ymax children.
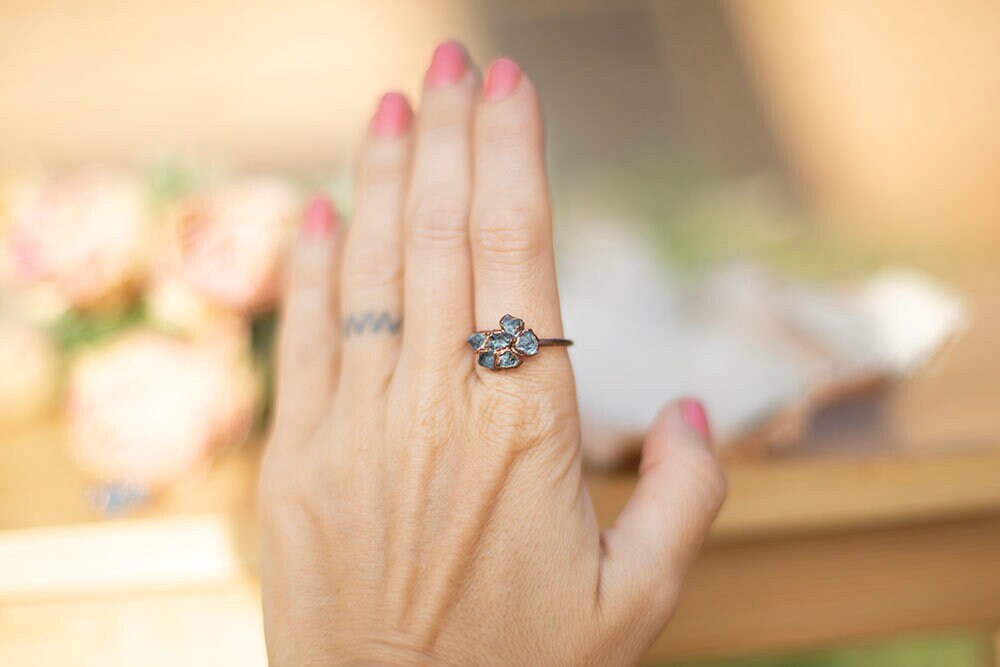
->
<box><xmin>466</xmin><ymin>314</ymin><xmax>573</xmax><ymax>370</ymax></box>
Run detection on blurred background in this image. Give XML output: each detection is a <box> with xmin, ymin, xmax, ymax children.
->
<box><xmin>1</xmin><ymin>1</ymin><xmax>998</xmax><ymax>665</ymax></box>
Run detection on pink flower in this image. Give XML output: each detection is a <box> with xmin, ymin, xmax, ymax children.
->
<box><xmin>170</xmin><ymin>176</ymin><xmax>300</xmax><ymax>311</ymax></box>
<box><xmin>4</xmin><ymin>170</ymin><xmax>149</xmax><ymax>307</ymax></box>
<box><xmin>67</xmin><ymin>330</ymin><xmax>258</xmax><ymax>488</ymax></box>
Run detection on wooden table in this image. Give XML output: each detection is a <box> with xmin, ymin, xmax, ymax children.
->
<box><xmin>2</xmin><ymin>277</ymin><xmax>998</xmax><ymax>665</ymax></box>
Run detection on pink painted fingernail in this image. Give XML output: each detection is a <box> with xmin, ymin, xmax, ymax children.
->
<box><xmin>302</xmin><ymin>195</ymin><xmax>337</xmax><ymax>239</ymax></box>
<box><xmin>372</xmin><ymin>91</ymin><xmax>412</xmax><ymax>137</ymax></box>
<box><xmin>482</xmin><ymin>58</ymin><xmax>521</xmax><ymax>101</ymax></box>
<box><xmin>680</xmin><ymin>399</ymin><xmax>712</xmax><ymax>441</ymax></box>
<box><xmin>425</xmin><ymin>41</ymin><xmax>467</xmax><ymax>88</ymax></box>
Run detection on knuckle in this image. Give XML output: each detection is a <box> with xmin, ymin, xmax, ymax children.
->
<box><xmin>479</xmin><ymin>116</ymin><xmax>539</xmax><ymax>152</ymax></box>
<box><xmin>707</xmin><ymin>463</ymin><xmax>729</xmax><ymax>511</ymax></box>
<box><xmin>483</xmin><ymin>389</ymin><xmax>536</xmax><ymax>437</ymax></box>
<box><xmin>475</xmin><ymin>382</ymin><xmax>571</xmax><ymax>453</ymax></box>
<box><xmin>359</xmin><ymin>153</ymin><xmax>406</xmax><ymax>189</ymax></box>
<box><xmin>420</xmin><ymin>91</ymin><xmax>475</xmax><ymax>136</ymax></box>
<box><xmin>288</xmin><ymin>249</ymin><xmax>329</xmax><ymax>288</ymax></box>
<box><xmin>258</xmin><ymin>449</ymin><xmax>309</xmax><ymax>521</ymax></box>
<box><xmin>683</xmin><ymin>448</ymin><xmax>728</xmax><ymax>514</ymax></box>
<box><xmin>342</xmin><ymin>241</ymin><xmax>403</xmax><ymax>291</ymax></box>
<box><xmin>406</xmin><ymin>386</ymin><xmax>457</xmax><ymax>442</ymax></box>
<box><xmin>419</xmin><ymin>98</ymin><xmax>473</xmax><ymax>134</ymax></box>
<box><xmin>407</xmin><ymin>199</ymin><xmax>469</xmax><ymax>249</ymax></box>
<box><xmin>600</xmin><ymin>578</ymin><xmax>679</xmax><ymax>653</ymax></box>
<box><xmin>259</xmin><ymin>437</ymin><xmax>348</xmax><ymax>532</ymax></box>
<box><xmin>473</xmin><ymin>205</ymin><xmax>548</xmax><ymax>264</ymax></box>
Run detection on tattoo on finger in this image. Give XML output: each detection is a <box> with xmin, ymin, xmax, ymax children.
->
<box><xmin>342</xmin><ymin>311</ymin><xmax>403</xmax><ymax>337</ymax></box>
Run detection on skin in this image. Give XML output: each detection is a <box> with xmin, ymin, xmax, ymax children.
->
<box><xmin>259</xmin><ymin>44</ymin><xmax>727</xmax><ymax>666</ymax></box>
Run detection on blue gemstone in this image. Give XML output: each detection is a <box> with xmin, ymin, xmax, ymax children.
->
<box><xmin>498</xmin><ymin>350</ymin><xmax>521</xmax><ymax>369</ymax></box>
<box><xmin>486</xmin><ymin>331</ymin><xmax>513</xmax><ymax>351</ymax></box>
<box><xmin>500</xmin><ymin>314</ymin><xmax>524</xmax><ymax>336</ymax></box>
<box><xmin>477</xmin><ymin>351</ymin><xmax>495</xmax><ymax>369</ymax></box>
<box><xmin>514</xmin><ymin>329</ymin><xmax>539</xmax><ymax>356</ymax></box>
<box><xmin>466</xmin><ymin>332</ymin><xmax>487</xmax><ymax>350</ymax></box>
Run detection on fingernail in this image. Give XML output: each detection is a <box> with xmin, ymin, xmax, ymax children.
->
<box><xmin>425</xmin><ymin>41</ymin><xmax>467</xmax><ymax>88</ymax></box>
<box><xmin>302</xmin><ymin>195</ymin><xmax>337</xmax><ymax>239</ymax></box>
<box><xmin>680</xmin><ymin>399</ymin><xmax>712</xmax><ymax>441</ymax></box>
<box><xmin>372</xmin><ymin>91</ymin><xmax>412</xmax><ymax>137</ymax></box>
<box><xmin>482</xmin><ymin>58</ymin><xmax>521</xmax><ymax>101</ymax></box>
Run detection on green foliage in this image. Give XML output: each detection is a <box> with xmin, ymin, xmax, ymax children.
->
<box><xmin>250</xmin><ymin>310</ymin><xmax>279</xmax><ymax>428</ymax></box>
<box><xmin>146</xmin><ymin>157</ymin><xmax>201</xmax><ymax>208</ymax></box>
<box><xmin>48</xmin><ymin>303</ymin><xmax>147</xmax><ymax>354</ymax></box>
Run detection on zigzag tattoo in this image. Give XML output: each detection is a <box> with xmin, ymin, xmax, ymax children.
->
<box><xmin>342</xmin><ymin>311</ymin><xmax>403</xmax><ymax>337</ymax></box>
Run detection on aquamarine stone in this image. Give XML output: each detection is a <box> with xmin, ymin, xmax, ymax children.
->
<box><xmin>477</xmin><ymin>351</ymin><xmax>495</xmax><ymax>369</ymax></box>
<box><xmin>514</xmin><ymin>329</ymin><xmax>539</xmax><ymax>356</ymax></box>
<box><xmin>498</xmin><ymin>350</ymin><xmax>521</xmax><ymax>369</ymax></box>
<box><xmin>486</xmin><ymin>331</ymin><xmax>513</xmax><ymax>351</ymax></box>
<box><xmin>500</xmin><ymin>314</ymin><xmax>524</xmax><ymax>336</ymax></box>
<box><xmin>466</xmin><ymin>332</ymin><xmax>487</xmax><ymax>350</ymax></box>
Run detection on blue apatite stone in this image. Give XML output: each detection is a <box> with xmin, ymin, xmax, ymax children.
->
<box><xmin>498</xmin><ymin>350</ymin><xmax>521</xmax><ymax>369</ymax></box>
<box><xmin>514</xmin><ymin>329</ymin><xmax>539</xmax><ymax>356</ymax></box>
<box><xmin>477</xmin><ymin>351</ymin><xmax>496</xmax><ymax>369</ymax></box>
<box><xmin>466</xmin><ymin>332</ymin><xmax>487</xmax><ymax>350</ymax></box>
<box><xmin>486</xmin><ymin>331</ymin><xmax>513</xmax><ymax>351</ymax></box>
<box><xmin>500</xmin><ymin>314</ymin><xmax>524</xmax><ymax>336</ymax></box>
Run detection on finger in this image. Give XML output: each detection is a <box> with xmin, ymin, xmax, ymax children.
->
<box><xmin>340</xmin><ymin>92</ymin><xmax>413</xmax><ymax>394</ymax></box>
<box><xmin>470</xmin><ymin>59</ymin><xmax>566</xmax><ymax>379</ymax></box>
<box><xmin>598</xmin><ymin>399</ymin><xmax>726</xmax><ymax>642</ymax></box>
<box><xmin>273</xmin><ymin>196</ymin><xmax>341</xmax><ymax>440</ymax></box>
<box><xmin>399</xmin><ymin>41</ymin><xmax>478</xmax><ymax>375</ymax></box>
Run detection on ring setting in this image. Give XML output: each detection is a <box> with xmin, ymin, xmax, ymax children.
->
<box><xmin>467</xmin><ymin>314</ymin><xmax>572</xmax><ymax>371</ymax></box>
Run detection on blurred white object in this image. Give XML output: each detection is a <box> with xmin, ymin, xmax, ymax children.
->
<box><xmin>169</xmin><ymin>176</ymin><xmax>299</xmax><ymax>312</ymax></box>
<box><xmin>0</xmin><ymin>317</ymin><xmax>59</xmax><ymax>425</ymax></box>
<box><xmin>852</xmin><ymin>269</ymin><xmax>966</xmax><ymax>376</ymax></box>
<box><xmin>558</xmin><ymin>223</ymin><xmax>966</xmax><ymax>466</ymax></box>
<box><xmin>2</xmin><ymin>169</ymin><xmax>149</xmax><ymax>308</ymax></box>
<box><xmin>67</xmin><ymin>330</ymin><xmax>258</xmax><ymax>488</ymax></box>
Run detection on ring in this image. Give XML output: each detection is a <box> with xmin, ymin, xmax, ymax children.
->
<box><xmin>466</xmin><ymin>314</ymin><xmax>573</xmax><ymax>371</ymax></box>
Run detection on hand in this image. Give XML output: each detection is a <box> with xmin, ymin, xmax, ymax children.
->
<box><xmin>259</xmin><ymin>42</ymin><xmax>727</xmax><ymax>666</ymax></box>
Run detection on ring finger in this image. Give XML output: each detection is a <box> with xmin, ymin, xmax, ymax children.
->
<box><xmin>340</xmin><ymin>92</ymin><xmax>413</xmax><ymax>394</ymax></box>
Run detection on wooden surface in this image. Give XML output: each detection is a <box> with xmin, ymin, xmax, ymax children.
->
<box><xmin>657</xmin><ymin>514</ymin><xmax>1000</xmax><ymax>659</ymax></box>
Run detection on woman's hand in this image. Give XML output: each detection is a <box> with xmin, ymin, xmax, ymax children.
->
<box><xmin>259</xmin><ymin>42</ymin><xmax>727</xmax><ymax>666</ymax></box>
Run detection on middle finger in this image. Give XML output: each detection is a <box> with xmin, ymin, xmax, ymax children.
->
<box><xmin>399</xmin><ymin>42</ymin><xmax>479</xmax><ymax>377</ymax></box>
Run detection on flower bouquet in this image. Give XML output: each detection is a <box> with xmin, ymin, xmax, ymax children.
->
<box><xmin>0</xmin><ymin>163</ymin><xmax>317</xmax><ymax>512</ymax></box>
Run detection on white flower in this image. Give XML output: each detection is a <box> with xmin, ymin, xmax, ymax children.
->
<box><xmin>3</xmin><ymin>169</ymin><xmax>149</xmax><ymax>307</ymax></box>
<box><xmin>170</xmin><ymin>176</ymin><xmax>299</xmax><ymax>311</ymax></box>
<box><xmin>67</xmin><ymin>330</ymin><xmax>258</xmax><ymax>488</ymax></box>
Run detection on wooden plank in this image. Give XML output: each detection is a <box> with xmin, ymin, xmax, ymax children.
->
<box><xmin>589</xmin><ymin>446</ymin><xmax>1000</xmax><ymax>540</ymax></box>
<box><xmin>0</xmin><ymin>514</ymin><xmax>252</xmax><ymax>602</ymax></box>
<box><xmin>649</xmin><ymin>514</ymin><xmax>1000</xmax><ymax>660</ymax></box>
<box><xmin>0</xmin><ymin>583</ymin><xmax>267</xmax><ymax>667</ymax></box>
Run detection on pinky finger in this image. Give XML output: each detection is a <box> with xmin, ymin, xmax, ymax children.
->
<box><xmin>272</xmin><ymin>195</ymin><xmax>341</xmax><ymax>441</ymax></box>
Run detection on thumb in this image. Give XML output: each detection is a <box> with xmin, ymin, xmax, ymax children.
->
<box><xmin>597</xmin><ymin>399</ymin><xmax>727</xmax><ymax>641</ymax></box>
